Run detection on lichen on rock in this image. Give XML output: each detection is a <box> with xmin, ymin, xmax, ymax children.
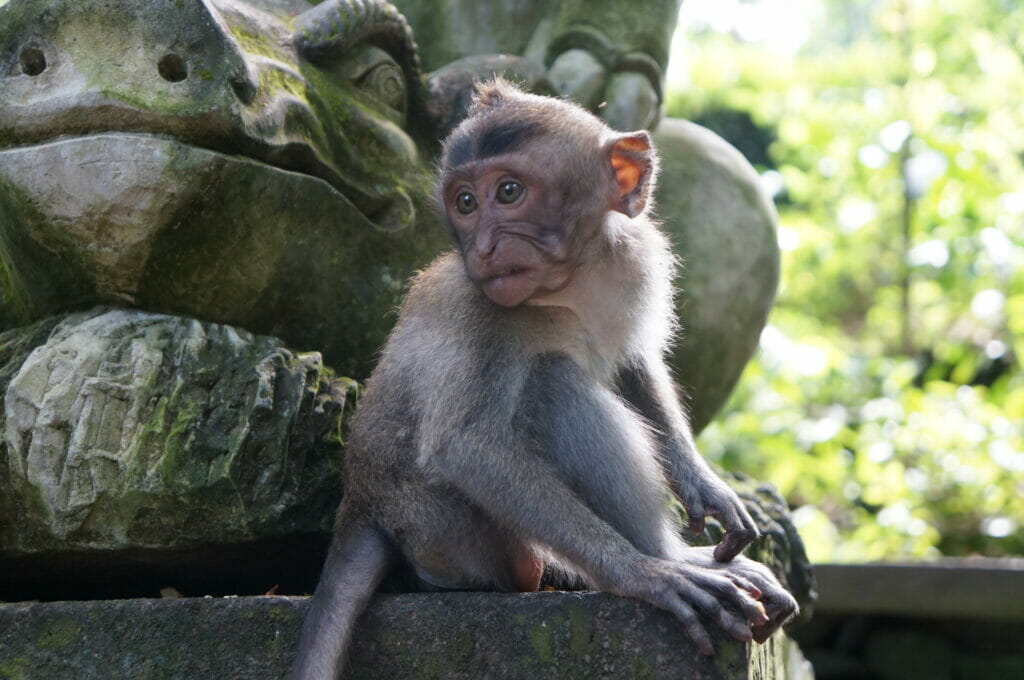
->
<box><xmin>1</xmin><ymin>308</ymin><xmax>351</xmax><ymax>556</ymax></box>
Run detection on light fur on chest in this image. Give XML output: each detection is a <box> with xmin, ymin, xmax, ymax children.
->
<box><xmin>523</xmin><ymin>216</ymin><xmax>677</xmax><ymax>383</ymax></box>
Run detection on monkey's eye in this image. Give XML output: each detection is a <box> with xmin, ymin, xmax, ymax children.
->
<box><xmin>496</xmin><ymin>181</ymin><xmax>524</xmax><ymax>204</ymax></box>
<box><xmin>455</xmin><ymin>191</ymin><xmax>478</xmax><ymax>215</ymax></box>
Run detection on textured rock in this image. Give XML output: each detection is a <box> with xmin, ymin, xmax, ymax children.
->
<box><xmin>0</xmin><ymin>133</ymin><xmax>445</xmax><ymax>378</ymax></box>
<box><xmin>0</xmin><ymin>0</ymin><xmax>448</xmax><ymax>378</ymax></box>
<box><xmin>397</xmin><ymin>0</ymin><xmax>680</xmax><ymax>131</ymax></box>
<box><xmin>0</xmin><ymin>308</ymin><xmax>350</xmax><ymax>558</ymax></box>
<box><xmin>0</xmin><ymin>593</ymin><xmax>812</xmax><ymax>680</ymax></box>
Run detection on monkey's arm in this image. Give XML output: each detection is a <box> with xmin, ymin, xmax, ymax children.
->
<box><xmin>616</xmin><ymin>356</ymin><xmax>761</xmax><ymax>562</ymax></box>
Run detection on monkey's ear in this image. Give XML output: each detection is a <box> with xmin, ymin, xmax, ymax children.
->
<box><xmin>608</xmin><ymin>132</ymin><xmax>656</xmax><ymax>218</ymax></box>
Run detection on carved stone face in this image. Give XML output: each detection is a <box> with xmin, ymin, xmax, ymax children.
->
<box><xmin>0</xmin><ymin>0</ymin><xmax>446</xmax><ymax>376</ymax></box>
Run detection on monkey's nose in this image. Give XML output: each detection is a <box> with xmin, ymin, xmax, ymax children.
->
<box><xmin>473</xmin><ymin>232</ymin><xmax>499</xmax><ymax>260</ymax></box>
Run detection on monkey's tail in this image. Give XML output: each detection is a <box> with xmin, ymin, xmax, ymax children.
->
<box><xmin>290</xmin><ymin>520</ymin><xmax>397</xmax><ymax>680</ymax></box>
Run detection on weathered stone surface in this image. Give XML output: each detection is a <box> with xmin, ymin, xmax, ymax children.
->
<box><xmin>0</xmin><ymin>308</ymin><xmax>350</xmax><ymax>558</ymax></box>
<box><xmin>811</xmin><ymin>559</ymin><xmax>1024</xmax><ymax>621</ymax></box>
<box><xmin>654</xmin><ymin>119</ymin><xmax>780</xmax><ymax>431</ymax></box>
<box><xmin>0</xmin><ymin>593</ymin><xmax>812</xmax><ymax>680</ymax></box>
<box><xmin>864</xmin><ymin>629</ymin><xmax>953</xmax><ymax>680</ymax></box>
<box><xmin>793</xmin><ymin>560</ymin><xmax>1024</xmax><ymax>680</ymax></box>
<box><xmin>397</xmin><ymin>0</ymin><xmax>681</xmax><ymax>130</ymax></box>
<box><xmin>0</xmin><ymin>0</ymin><xmax>428</xmax><ymax>230</ymax></box>
<box><xmin>0</xmin><ymin>133</ymin><xmax>445</xmax><ymax>378</ymax></box>
<box><xmin>0</xmin><ymin>0</ymin><xmax>449</xmax><ymax>378</ymax></box>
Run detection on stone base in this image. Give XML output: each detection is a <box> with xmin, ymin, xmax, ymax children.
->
<box><xmin>794</xmin><ymin>560</ymin><xmax>1024</xmax><ymax>680</ymax></box>
<box><xmin>0</xmin><ymin>593</ymin><xmax>811</xmax><ymax>680</ymax></box>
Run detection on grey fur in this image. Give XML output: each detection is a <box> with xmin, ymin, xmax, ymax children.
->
<box><xmin>290</xmin><ymin>81</ymin><xmax>797</xmax><ymax>680</ymax></box>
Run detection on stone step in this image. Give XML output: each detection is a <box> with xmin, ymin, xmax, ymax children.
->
<box><xmin>812</xmin><ymin>559</ymin><xmax>1024</xmax><ymax>621</ymax></box>
<box><xmin>0</xmin><ymin>592</ymin><xmax>807</xmax><ymax>679</ymax></box>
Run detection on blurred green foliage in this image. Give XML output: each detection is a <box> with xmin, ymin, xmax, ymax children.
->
<box><xmin>668</xmin><ymin>0</ymin><xmax>1024</xmax><ymax>562</ymax></box>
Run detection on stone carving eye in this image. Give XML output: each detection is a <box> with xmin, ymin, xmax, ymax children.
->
<box><xmin>455</xmin><ymin>192</ymin><xmax>477</xmax><ymax>215</ymax></box>
<box><xmin>358</xmin><ymin>61</ymin><xmax>405</xmax><ymax>113</ymax></box>
<box><xmin>496</xmin><ymin>181</ymin><xmax>523</xmax><ymax>204</ymax></box>
<box><xmin>343</xmin><ymin>45</ymin><xmax>407</xmax><ymax>119</ymax></box>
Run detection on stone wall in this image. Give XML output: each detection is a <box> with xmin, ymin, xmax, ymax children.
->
<box><xmin>0</xmin><ymin>592</ymin><xmax>813</xmax><ymax>680</ymax></box>
<box><xmin>792</xmin><ymin>560</ymin><xmax>1024</xmax><ymax>680</ymax></box>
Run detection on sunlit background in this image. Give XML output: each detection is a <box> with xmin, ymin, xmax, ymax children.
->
<box><xmin>667</xmin><ymin>0</ymin><xmax>1023</xmax><ymax>562</ymax></box>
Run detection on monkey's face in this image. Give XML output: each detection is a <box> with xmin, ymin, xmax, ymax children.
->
<box><xmin>443</xmin><ymin>153</ymin><xmax>586</xmax><ymax>307</ymax></box>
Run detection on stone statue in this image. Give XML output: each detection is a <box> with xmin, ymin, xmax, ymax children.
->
<box><xmin>0</xmin><ymin>0</ymin><xmax>806</xmax><ymax>615</ymax></box>
<box><xmin>0</xmin><ymin>0</ymin><xmax>448</xmax><ymax>380</ymax></box>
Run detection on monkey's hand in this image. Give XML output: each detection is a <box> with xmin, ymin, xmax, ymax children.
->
<box><xmin>615</xmin><ymin>555</ymin><xmax>775</xmax><ymax>655</ymax></box>
<box><xmin>676</xmin><ymin>470</ymin><xmax>761</xmax><ymax>563</ymax></box>
<box><xmin>678</xmin><ymin>546</ymin><xmax>800</xmax><ymax>645</ymax></box>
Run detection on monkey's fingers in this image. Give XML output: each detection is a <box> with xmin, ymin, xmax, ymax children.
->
<box><xmin>634</xmin><ymin>561</ymin><xmax>767</xmax><ymax>655</ymax></box>
<box><xmin>684</xmin><ymin>569</ymin><xmax>769</xmax><ymax>630</ymax></box>
<box><xmin>737</xmin><ymin>572</ymin><xmax>799</xmax><ymax>643</ymax></box>
<box><xmin>678</xmin><ymin>493</ymin><xmax>707</xmax><ymax>534</ymax></box>
<box><xmin>752</xmin><ymin>618</ymin><xmax>782</xmax><ymax>644</ymax></box>
<box><xmin>751</xmin><ymin>591</ymin><xmax>798</xmax><ymax>643</ymax></box>
<box><xmin>722</xmin><ymin>571</ymin><xmax>763</xmax><ymax>600</ymax></box>
<box><xmin>751</xmin><ymin>602</ymin><xmax>796</xmax><ymax>644</ymax></box>
<box><xmin>730</xmin><ymin>564</ymin><xmax>798</xmax><ymax>619</ymax></box>
<box><xmin>685</xmin><ymin>587</ymin><xmax>755</xmax><ymax>646</ymax></box>
<box><xmin>657</xmin><ymin>594</ymin><xmax>716</xmax><ymax>656</ymax></box>
<box><xmin>712</xmin><ymin>528</ymin><xmax>757</xmax><ymax>562</ymax></box>
<box><xmin>698</xmin><ymin>486</ymin><xmax>759</xmax><ymax>562</ymax></box>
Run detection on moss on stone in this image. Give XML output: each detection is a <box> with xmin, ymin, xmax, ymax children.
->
<box><xmin>0</xmin><ymin>657</ymin><xmax>30</xmax><ymax>680</ymax></box>
<box><xmin>227</xmin><ymin>25</ymin><xmax>290</xmax><ymax>62</ymax></box>
<box><xmin>528</xmin><ymin>621</ymin><xmax>555</xmax><ymax>663</ymax></box>
<box><xmin>37</xmin><ymin>617</ymin><xmax>81</xmax><ymax>651</ymax></box>
<box><xmin>0</xmin><ymin>253</ymin><xmax>31</xmax><ymax>330</ymax></box>
<box><xmin>0</xmin><ymin>183</ymin><xmax>57</xmax><ymax>330</ymax></box>
<box><xmin>259</xmin><ymin>66</ymin><xmax>307</xmax><ymax>100</ymax></box>
<box><xmin>626</xmin><ymin>653</ymin><xmax>654</xmax><ymax>679</ymax></box>
<box><xmin>566</xmin><ymin>601</ymin><xmax>594</xmax><ymax>658</ymax></box>
<box><xmin>714</xmin><ymin>634</ymin><xmax>749</xmax><ymax>672</ymax></box>
<box><xmin>158</xmin><ymin>393</ymin><xmax>204</xmax><ymax>485</ymax></box>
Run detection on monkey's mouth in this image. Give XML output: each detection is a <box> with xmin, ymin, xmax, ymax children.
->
<box><xmin>490</xmin><ymin>265</ymin><xmax>533</xmax><ymax>280</ymax></box>
<box><xmin>479</xmin><ymin>266</ymin><xmax>540</xmax><ymax>308</ymax></box>
<box><xmin>482</xmin><ymin>264</ymin><xmax>538</xmax><ymax>291</ymax></box>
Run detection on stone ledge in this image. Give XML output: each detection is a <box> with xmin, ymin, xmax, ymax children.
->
<box><xmin>813</xmin><ymin>558</ymin><xmax>1024</xmax><ymax>621</ymax></box>
<box><xmin>0</xmin><ymin>593</ymin><xmax>809</xmax><ymax>680</ymax></box>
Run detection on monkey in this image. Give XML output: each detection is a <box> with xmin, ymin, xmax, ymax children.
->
<box><xmin>290</xmin><ymin>80</ymin><xmax>798</xmax><ymax>680</ymax></box>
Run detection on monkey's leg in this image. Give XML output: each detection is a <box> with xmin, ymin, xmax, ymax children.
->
<box><xmin>382</xmin><ymin>486</ymin><xmax>545</xmax><ymax>593</ymax></box>
<box><xmin>290</xmin><ymin>519</ymin><xmax>397</xmax><ymax>680</ymax></box>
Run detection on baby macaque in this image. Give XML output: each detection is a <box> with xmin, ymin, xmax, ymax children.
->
<box><xmin>290</xmin><ymin>80</ymin><xmax>797</xmax><ymax>680</ymax></box>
